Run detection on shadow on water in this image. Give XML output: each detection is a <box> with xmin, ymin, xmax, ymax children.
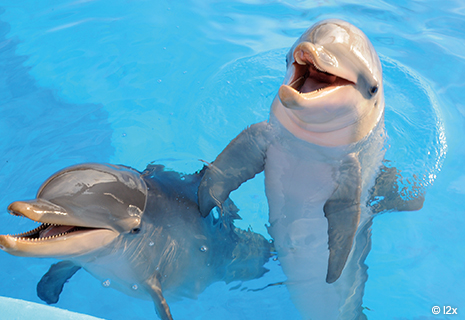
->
<box><xmin>0</xmin><ymin>15</ymin><xmax>114</xmax><ymax>205</ymax></box>
<box><xmin>0</xmin><ymin>12</ymin><xmax>113</xmax><ymax>312</ymax></box>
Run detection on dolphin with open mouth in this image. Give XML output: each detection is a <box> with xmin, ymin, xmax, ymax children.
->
<box><xmin>198</xmin><ymin>19</ymin><xmax>424</xmax><ymax>319</ymax></box>
<box><xmin>0</xmin><ymin>163</ymin><xmax>272</xmax><ymax>320</ymax></box>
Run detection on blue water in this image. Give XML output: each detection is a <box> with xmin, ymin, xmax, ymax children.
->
<box><xmin>0</xmin><ymin>0</ymin><xmax>464</xmax><ymax>319</ymax></box>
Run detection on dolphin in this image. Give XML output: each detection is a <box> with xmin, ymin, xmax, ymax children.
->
<box><xmin>197</xmin><ymin>19</ymin><xmax>424</xmax><ymax>319</ymax></box>
<box><xmin>0</xmin><ymin>163</ymin><xmax>272</xmax><ymax>320</ymax></box>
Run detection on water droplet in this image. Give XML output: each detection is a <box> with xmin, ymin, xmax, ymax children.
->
<box><xmin>132</xmin><ymin>284</ymin><xmax>138</xmax><ymax>290</ymax></box>
<box><xmin>158</xmin><ymin>79</ymin><xmax>162</xmax><ymax>83</ymax></box>
<box><xmin>200</xmin><ymin>245</ymin><xmax>207</xmax><ymax>252</ymax></box>
<box><xmin>268</xmin><ymin>239</ymin><xmax>274</xmax><ymax>244</ymax></box>
<box><xmin>122</xmin><ymin>133</ymin><xmax>127</xmax><ymax>137</ymax></box>
<box><xmin>180</xmin><ymin>176</ymin><xmax>186</xmax><ymax>180</ymax></box>
<box><xmin>273</xmin><ymin>257</ymin><xmax>278</xmax><ymax>261</ymax></box>
<box><xmin>149</xmin><ymin>241</ymin><xmax>154</xmax><ymax>247</ymax></box>
<box><xmin>102</xmin><ymin>279</ymin><xmax>111</xmax><ymax>287</ymax></box>
<box><xmin>156</xmin><ymin>267</ymin><xmax>159</xmax><ymax>271</ymax></box>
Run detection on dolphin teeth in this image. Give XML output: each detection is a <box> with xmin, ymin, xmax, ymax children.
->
<box><xmin>11</xmin><ymin>224</ymin><xmax>49</xmax><ymax>238</ymax></box>
<box><xmin>313</xmin><ymin>62</ymin><xmax>327</xmax><ymax>73</ymax></box>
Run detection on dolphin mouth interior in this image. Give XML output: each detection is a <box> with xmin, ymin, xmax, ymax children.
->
<box><xmin>7</xmin><ymin>210</ymin><xmax>102</xmax><ymax>241</ymax></box>
<box><xmin>288</xmin><ymin>58</ymin><xmax>354</xmax><ymax>94</ymax></box>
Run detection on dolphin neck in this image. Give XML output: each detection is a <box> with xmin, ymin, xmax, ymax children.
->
<box><xmin>271</xmin><ymin>96</ymin><xmax>383</xmax><ymax>147</ymax></box>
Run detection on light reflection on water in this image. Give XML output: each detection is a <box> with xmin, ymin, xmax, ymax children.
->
<box><xmin>0</xmin><ymin>0</ymin><xmax>464</xmax><ymax>319</ymax></box>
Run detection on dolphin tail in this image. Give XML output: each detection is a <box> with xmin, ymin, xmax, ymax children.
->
<box><xmin>198</xmin><ymin>121</ymin><xmax>271</xmax><ymax>217</ymax></box>
<box><xmin>37</xmin><ymin>260</ymin><xmax>81</xmax><ymax>304</ymax></box>
<box><xmin>223</xmin><ymin>226</ymin><xmax>272</xmax><ymax>284</ymax></box>
<box><xmin>324</xmin><ymin>154</ymin><xmax>361</xmax><ymax>284</ymax></box>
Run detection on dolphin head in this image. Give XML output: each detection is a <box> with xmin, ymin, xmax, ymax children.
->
<box><xmin>0</xmin><ymin>163</ymin><xmax>147</xmax><ymax>257</ymax></box>
<box><xmin>273</xmin><ymin>19</ymin><xmax>384</xmax><ymax>146</ymax></box>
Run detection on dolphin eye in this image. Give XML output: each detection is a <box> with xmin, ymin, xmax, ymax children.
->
<box><xmin>131</xmin><ymin>228</ymin><xmax>141</xmax><ymax>234</ymax></box>
<box><xmin>369</xmin><ymin>85</ymin><xmax>379</xmax><ymax>96</ymax></box>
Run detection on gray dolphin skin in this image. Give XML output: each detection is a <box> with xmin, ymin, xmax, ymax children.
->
<box><xmin>198</xmin><ymin>19</ymin><xmax>424</xmax><ymax>319</ymax></box>
<box><xmin>0</xmin><ymin>163</ymin><xmax>272</xmax><ymax>320</ymax></box>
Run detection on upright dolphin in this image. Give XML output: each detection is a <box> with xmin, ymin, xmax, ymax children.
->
<box><xmin>0</xmin><ymin>163</ymin><xmax>272</xmax><ymax>320</ymax></box>
<box><xmin>198</xmin><ymin>19</ymin><xmax>424</xmax><ymax>319</ymax></box>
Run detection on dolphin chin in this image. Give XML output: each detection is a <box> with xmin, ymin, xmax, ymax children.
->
<box><xmin>0</xmin><ymin>229</ymin><xmax>118</xmax><ymax>258</ymax></box>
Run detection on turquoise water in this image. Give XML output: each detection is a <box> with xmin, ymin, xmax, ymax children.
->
<box><xmin>0</xmin><ymin>0</ymin><xmax>464</xmax><ymax>319</ymax></box>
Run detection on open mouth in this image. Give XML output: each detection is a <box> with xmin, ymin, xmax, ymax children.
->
<box><xmin>6</xmin><ymin>209</ymin><xmax>100</xmax><ymax>242</ymax></box>
<box><xmin>8</xmin><ymin>222</ymin><xmax>95</xmax><ymax>241</ymax></box>
<box><xmin>1</xmin><ymin>201</ymin><xmax>119</xmax><ymax>257</ymax></box>
<box><xmin>288</xmin><ymin>54</ymin><xmax>355</xmax><ymax>95</ymax></box>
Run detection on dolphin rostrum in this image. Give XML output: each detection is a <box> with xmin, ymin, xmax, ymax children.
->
<box><xmin>0</xmin><ymin>163</ymin><xmax>272</xmax><ymax>320</ymax></box>
<box><xmin>198</xmin><ymin>19</ymin><xmax>424</xmax><ymax>319</ymax></box>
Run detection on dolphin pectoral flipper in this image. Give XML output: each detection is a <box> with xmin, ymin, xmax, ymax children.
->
<box><xmin>198</xmin><ymin>121</ymin><xmax>271</xmax><ymax>217</ymax></box>
<box><xmin>144</xmin><ymin>274</ymin><xmax>173</xmax><ymax>320</ymax></box>
<box><xmin>37</xmin><ymin>260</ymin><xmax>81</xmax><ymax>304</ymax></box>
<box><xmin>368</xmin><ymin>164</ymin><xmax>425</xmax><ymax>214</ymax></box>
<box><xmin>323</xmin><ymin>155</ymin><xmax>361</xmax><ymax>284</ymax></box>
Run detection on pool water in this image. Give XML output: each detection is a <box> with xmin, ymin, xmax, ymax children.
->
<box><xmin>0</xmin><ymin>0</ymin><xmax>464</xmax><ymax>319</ymax></box>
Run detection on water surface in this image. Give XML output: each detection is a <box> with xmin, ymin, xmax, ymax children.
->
<box><xmin>0</xmin><ymin>0</ymin><xmax>464</xmax><ymax>319</ymax></box>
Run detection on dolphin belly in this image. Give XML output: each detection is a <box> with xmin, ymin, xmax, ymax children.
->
<box><xmin>264</xmin><ymin>124</ymin><xmax>384</xmax><ymax>320</ymax></box>
<box><xmin>265</xmin><ymin>142</ymin><xmax>346</xmax><ymax>319</ymax></box>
